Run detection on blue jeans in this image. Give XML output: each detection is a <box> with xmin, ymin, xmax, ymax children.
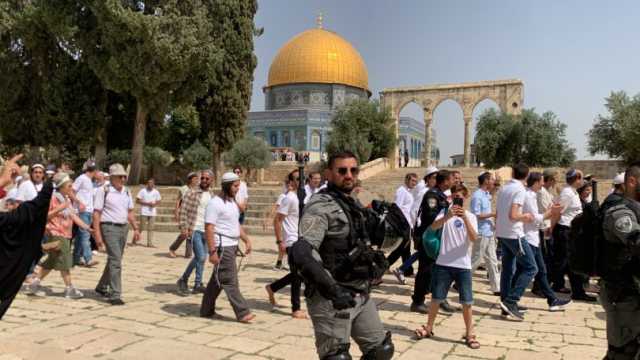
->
<box><xmin>73</xmin><ymin>212</ymin><xmax>93</xmax><ymax>264</ymax></box>
<box><xmin>181</xmin><ymin>230</ymin><xmax>208</xmax><ymax>286</ymax></box>
<box><xmin>499</xmin><ymin>237</ymin><xmax>538</xmax><ymax>306</ymax></box>
<box><xmin>430</xmin><ymin>264</ymin><xmax>473</xmax><ymax>305</ymax></box>
<box><xmin>399</xmin><ymin>252</ymin><xmax>419</xmax><ymax>273</ymax></box>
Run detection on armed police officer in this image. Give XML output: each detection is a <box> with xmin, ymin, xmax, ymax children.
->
<box><xmin>292</xmin><ymin>151</ymin><xmax>393</xmax><ymax>360</ymax></box>
<box><xmin>600</xmin><ymin>162</ymin><xmax>640</xmax><ymax>359</ymax></box>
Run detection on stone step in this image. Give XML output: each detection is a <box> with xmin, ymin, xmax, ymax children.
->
<box><xmin>146</xmin><ymin>222</ymin><xmax>272</xmax><ymax>235</ymax></box>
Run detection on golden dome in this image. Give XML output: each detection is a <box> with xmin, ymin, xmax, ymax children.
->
<box><xmin>267</xmin><ymin>28</ymin><xmax>369</xmax><ymax>93</ymax></box>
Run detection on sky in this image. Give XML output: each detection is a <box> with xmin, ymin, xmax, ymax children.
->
<box><xmin>250</xmin><ymin>0</ymin><xmax>640</xmax><ymax>164</ymax></box>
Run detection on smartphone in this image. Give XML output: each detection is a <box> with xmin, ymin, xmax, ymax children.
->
<box><xmin>453</xmin><ymin>197</ymin><xmax>463</xmax><ymax>207</ymax></box>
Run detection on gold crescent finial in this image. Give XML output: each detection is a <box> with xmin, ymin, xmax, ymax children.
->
<box><xmin>316</xmin><ymin>12</ymin><xmax>323</xmax><ymax>29</ymax></box>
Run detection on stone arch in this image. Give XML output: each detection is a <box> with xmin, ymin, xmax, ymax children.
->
<box><xmin>380</xmin><ymin>79</ymin><xmax>524</xmax><ymax>168</ymax></box>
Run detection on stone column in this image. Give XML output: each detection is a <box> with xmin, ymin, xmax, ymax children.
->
<box><xmin>423</xmin><ymin>112</ymin><xmax>433</xmax><ymax>166</ymax></box>
<box><xmin>463</xmin><ymin>115</ymin><xmax>472</xmax><ymax>168</ymax></box>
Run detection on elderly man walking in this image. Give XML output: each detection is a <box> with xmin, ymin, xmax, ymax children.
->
<box><xmin>93</xmin><ymin>164</ymin><xmax>140</xmax><ymax>306</ymax></box>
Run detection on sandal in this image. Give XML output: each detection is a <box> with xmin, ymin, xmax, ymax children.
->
<box><xmin>238</xmin><ymin>313</ymin><xmax>256</xmax><ymax>324</ymax></box>
<box><xmin>463</xmin><ymin>334</ymin><xmax>480</xmax><ymax>349</ymax></box>
<box><xmin>414</xmin><ymin>325</ymin><xmax>434</xmax><ymax>339</ymax></box>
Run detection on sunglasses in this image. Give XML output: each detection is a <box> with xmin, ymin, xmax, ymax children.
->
<box><xmin>337</xmin><ymin>167</ymin><xmax>359</xmax><ymax>176</ymax></box>
<box><xmin>201</xmin><ymin>177</ymin><xmax>211</xmax><ymax>181</ymax></box>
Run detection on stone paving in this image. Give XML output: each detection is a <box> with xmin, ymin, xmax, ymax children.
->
<box><xmin>1</xmin><ymin>232</ymin><xmax>607</xmax><ymax>359</ymax></box>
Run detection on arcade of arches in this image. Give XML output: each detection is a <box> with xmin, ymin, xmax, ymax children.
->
<box><xmin>380</xmin><ymin>79</ymin><xmax>524</xmax><ymax>168</ymax></box>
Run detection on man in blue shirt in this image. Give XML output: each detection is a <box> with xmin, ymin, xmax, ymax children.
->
<box><xmin>470</xmin><ymin>172</ymin><xmax>500</xmax><ymax>295</ymax></box>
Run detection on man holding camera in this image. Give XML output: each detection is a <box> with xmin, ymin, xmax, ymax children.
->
<box><xmin>292</xmin><ymin>151</ymin><xmax>393</xmax><ymax>360</ymax></box>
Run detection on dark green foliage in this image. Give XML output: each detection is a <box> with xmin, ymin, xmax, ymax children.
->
<box><xmin>326</xmin><ymin>99</ymin><xmax>395</xmax><ymax>163</ymax></box>
<box><xmin>182</xmin><ymin>140</ymin><xmax>211</xmax><ymax>171</ymax></box>
<box><xmin>164</xmin><ymin>106</ymin><xmax>201</xmax><ymax>157</ymax></box>
<box><xmin>106</xmin><ymin>149</ymin><xmax>132</xmax><ymax>167</ymax></box>
<box><xmin>224</xmin><ymin>136</ymin><xmax>271</xmax><ymax>178</ymax></box>
<box><xmin>475</xmin><ymin>108</ymin><xmax>576</xmax><ymax>169</ymax></box>
<box><xmin>587</xmin><ymin>91</ymin><xmax>640</xmax><ymax>164</ymax></box>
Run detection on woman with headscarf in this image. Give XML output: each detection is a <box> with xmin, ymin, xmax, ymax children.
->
<box><xmin>0</xmin><ymin>155</ymin><xmax>53</xmax><ymax>319</ymax></box>
<box><xmin>26</xmin><ymin>173</ymin><xmax>92</xmax><ymax>299</ymax></box>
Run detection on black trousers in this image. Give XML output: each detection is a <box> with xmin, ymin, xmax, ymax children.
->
<box><xmin>412</xmin><ymin>241</ymin><xmax>433</xmax><ymax>304</ymax></box>
<box><xmin>0</xmin><ymin>293</ymin><xmax>17</xmax><ymax>320</ymax></box>
<box><xmin>268</xmin><ymin>247</ymin><xmax>302</xmax><ymax>312</ymax></box>
<box><xmin>551</xmin><ymin>225</ymin><xmax>587</xmax><ymax>296</ymax></box>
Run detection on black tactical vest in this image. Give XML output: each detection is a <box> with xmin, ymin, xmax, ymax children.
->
<box><xmin>317</xmin><ymin>187</ymin><xmax>387</xmax><ymax>284</ymax></box>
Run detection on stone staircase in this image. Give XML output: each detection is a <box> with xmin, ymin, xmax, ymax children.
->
<box><xmin>361</xmin><ymin>167</ymin><xmax>489</xmax><ymax>202</ymax></box>
<box><xmin>131</xmin><ymin>185</ymin><xmax>283</xmax><ymax>236</ymax></box>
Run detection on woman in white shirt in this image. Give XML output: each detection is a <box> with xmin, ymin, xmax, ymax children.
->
<box><xmin>415</xmin><ymin>184</ymin><xmax>480</xmax><ymax>349</ymax></box>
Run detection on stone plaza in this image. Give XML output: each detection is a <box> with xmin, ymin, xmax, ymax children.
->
<box><xmin>1</xmin><ymin>232</ymin><xmax>607</xmax><ymax>360</ymax></box>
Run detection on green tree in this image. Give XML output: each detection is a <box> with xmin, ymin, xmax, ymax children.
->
<box><xmin>475</xmin><ymin>108</ymin><xmax>576</xmax><ymax>168</ymax></box>
<box><xmin>224</xmin><ymin>136</ymin><xmax>271</xmax><ymax>180</ymax></box>
<box><xmin>182</xmin><ymin>140</ymin><xmax>212</xmax><ymax>171</ymax></box>
<box><xmin>0</xmin><ymin>2</ymin><xmax>108</xmax><ymax>167</ymax></box>
<box><xmin>74</xmin><ymin>0</ymin><xmax>223</xmax><ymax>184</ymax></box>
<box><xmin>165</xmin><ymin>105</ymin><xmax>201</xmax><ymax>157</ymax></box>
<box><xmin>196</xmin><ymin>0</ymin><xmax>259</xmax><ymax>181</ymax></box>
<box><xmin>587</xmin><ymin>91</ymin><xmax>640</xmax><ymax>164</ymax></box>
<box><xmin>325</xmin><ymin>99</ymin><xmax>395</xmax><ymax>163</ymax></box>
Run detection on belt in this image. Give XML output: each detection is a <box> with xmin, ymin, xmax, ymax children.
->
<box><xmin>101</xmin><ymin>222</ymin><xmax>127</xmax><ymax>227</ymax></box>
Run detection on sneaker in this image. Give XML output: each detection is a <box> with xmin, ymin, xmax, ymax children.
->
<box><xmin>548</xmin><ymin>298</ymin><xmax>571</xmax><ymax>312</ymax></box>
<box><xmin>410</xmin><ymin>302</ymin><xmax>428</xmax><ymax>314</ymax></box>
<box><xmin>92</xmin><ymin>250</ymin><xmax>99</xmax><ymax>256</ymax></box>
<box><xmin>391</xmin><ymin>268</ymin><xmax>406</xmax><ymax>285</ymax></box>
<box><xmin>517</xmin><ymin>304</ymin><xmax>528</xmax><ymax>313</ymax></box>
<box><xmin>439</xmin><ymin>300</ymin><xmax>458</xmax><ymax>313</ymax></box>
<box><xmin>95</xmin><ymin>287</ymin><xmax>110</xmax><ymax>298</ymax></box>
<box><xmin>553</xmin><ymin>287</ymin><xmax>571</xmax><ymax>294</ymax></box>
<box><xmin>85</xmin><ymin>260</ymin><xmax>99</xmax><ymax>268</ymax></box>
<box><xmin>192</xmin><ymin>284</ymin><xmax>206</xmax><ymax>294</ymax></box>
<box><xmin>109</xmin><ymin>298</ymin><xmax>125</xmax><ymax>306</ymax></box>
<box><xmin>64</xmin><ymin>286</ymin><xmax>84</xmax><ymax>299</ymax></box>
<box><xmin>571</xmin><ymin>293</ymin><xmax>598</xmax><ymax>303</ymax></box>
<box><xmin>26</xmin><ymin>279</ymin><xmax>44</xmax><ymax>296</ymax></box>
<box><xmin>500</xmin><ymin>301</ymin><xmax>524</xmax><ymax>321</ymax></box>
<box><xmin>177</xmin><ymin>278</ymin><xmax>189</xmax><ymax>296</ymax></box>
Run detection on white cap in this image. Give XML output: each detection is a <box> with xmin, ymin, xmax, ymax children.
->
<box><xmin>221</xmin><ymin>172</ymin><xmax>240</xmax><ymax>184</ymax></box>
<box><xmin>424</xmin><ymin>166</ymin><xmax>439</xmax><ymax>177</ymax></box>
<box><xmin>613</xmin><ymin>172</ymin><xmax>625</xmax><ymax>185</ymax></box>
<box><xmin>53</xmin><ymin>172</ymin><xmax>72</xmax><ymax>188</ymax></box>
<box><xmin>109</xmin><ymin>163</ymin><xmax>128</xmax><ymax>177</ymax></box>
<box><xmin>31</xmin><ymin>163</ymin><xmax>45</xmax><ymax>171</ymax></box>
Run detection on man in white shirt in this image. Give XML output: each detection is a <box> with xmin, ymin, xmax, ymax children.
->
<box><xmin>177</xmin><ymin>171</ymin><xmax>213</xmax><ymax>295</ymax></box>
<box><xmin>550</xmin><ymin>169</ymin><xmax>597</xmax><ymax>302</ymax></box>
<box><xmin>535</xmin><ymin>169</ymin><xmax>557</xmax><ymax>293</ymax></box>
<box><xmin>93</xmin><ymin>163</ymin><xmax>140</xmax><ymax>306</ymax></box>
<box><xmin>233</xmin><ymin>167</ymin><xmax>249</xmax><ymax>224</ymax></box>
<box><xmin>265</xmin><ymin>170</ymin><xmax>307</xmax><ymax>319</ymax></box>
<box><xmin>201</xmin><ymin>172</ymin><xmax>255</xmax><ymax>323</ymax></box>
<box><xmin>72</xmin><ymin>161</ymin><xmax>98</xmax><ymax>267</ymax></box>
<box><xmin>495</xmin><ymin>164</ymin><xmax>537</xmax><ymax>321</ymax></box>
<box><xmin>16</xmin><ymin>164</ymin><xmax>45</xmax><ymax>203</ymax></box>
<box><xmin>386</xmin><ymin>173</ymin><xmax>417</xmax><ymax>278</ymax></box>
<box><xmin>414</xmin><ymin>184</ymin><xmax>480</xmax><ymax>347</ymax></box>
<box><xmin>304</xmin><ymin>171</ymin><xmax>322</xmax><ymax>204</ymax></box>
<box><xmin>136</xmin><ymin>178</ymin><xmax>162</xmax><ymax>248</ymax></box>
<box><xmin>522</xmin><ymin>172</ymin><xmax>569</xmax><ymax>311</ymax></box>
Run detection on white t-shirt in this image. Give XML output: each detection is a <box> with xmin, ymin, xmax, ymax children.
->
<box><xmin>523</xmin><ymin>189</ymin><xmax>545</xmax><ymax>247</ymax></box>
<box><xmin>435</xmin><ymin>209</ymin><xmax>477</xmax><ymax>270</ymax></box>
<box><xmin>304</xmin><ymin>184</ymin><xmax>321</xmax><ymax>204</ymax></box>
<box><xmin>205</xmin><ymin>195</ymin><xmax>241</xmax><ymax>247</ymax></box>
<box><xmin>277</xmin><ymin>192</ymin><xmax>299</xmax><ymax>247</ymax></box>
<box><xmin>413</xmin><ymin>179</ymin><xmax>426</xmax><ymax>199</ymax></box>
<box><xmin>94</xmin><ymin>185</ymin><xmax>134</xmax><ymax>224</ymax></box>
<box><xmin>73</xmin><ymin>173</ymin><xmax>95</xmax><ymax>212</ymax></box>
<box><xmin>16</xmin><ymin>180</ymin><xmax>42</xmax><ymax>202</ymax></box>
<box><xmin>557</xmin><ymin>186</ymin><xmax>582</xmax><ymax>227</ymax></box>
<box><xmin>410</xmin><ymin>186</ymin><xmax>429</xmax><ymax>225</ymax></box>
<box><xmin>394</xmin><ymin>185</ymin><xmax>414</xmax><ymax>228</ymax></box>
<box><xmin>496</xmin><ymin>179</ymin><xmax>527</xmax><ymax>239</ymax></box>
<box><xmin>137</xmin><ymin>188</ymin><xmax>162</xmax><ymax>217</ymax></box>
<box><xmin>6</xmin><ymin>187</ymin><xmax>18</xmax><ymax>201</ymax></box>
<box><xmin>194</xmin><ymin>191</ymin><xmax>212</xmax><ymax>232</ymax></box>
<box><xmin>537</xmin><ymin>186</ymin><xmax>554</xmax><ymax>230</ymax></box>
<box><xmin>235</xmin><ymin>181</ymin><xmax>249</xmax><ymax>207</ymax></box>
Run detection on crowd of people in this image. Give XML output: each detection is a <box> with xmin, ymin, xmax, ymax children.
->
<box><xmin>0</xmin><ymin>152</ymin><xmax>638</xmax><ymax>359</ymax></box>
